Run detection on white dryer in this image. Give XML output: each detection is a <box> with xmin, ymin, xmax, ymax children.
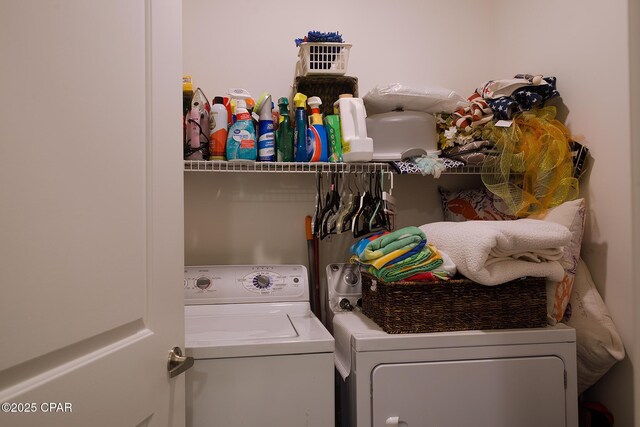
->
<box><xmin>327</xmin><ymin>263</ymin><xmax>578</xmax><ymax>427</ymax></box>
<box><xmin>185</xmin><ymin>265</ymin><xmax>334</xmax><ymax>427</ymax></box>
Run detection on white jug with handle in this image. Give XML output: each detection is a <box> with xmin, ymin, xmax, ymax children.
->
<box><xmin>334</xmin><ymin>94</ymin><xmax>373</xmax><ymax>162</ymax></box>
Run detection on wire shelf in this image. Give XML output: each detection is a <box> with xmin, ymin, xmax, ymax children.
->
<box><xmin>183</xmin><ymin>160</ymin><xmax>485</xmax><ymax>175</ymax></box>
<box><xmin>184</xmin><ymin>160</ymin><xmax>390</xmax><ymax>173</ymax></box>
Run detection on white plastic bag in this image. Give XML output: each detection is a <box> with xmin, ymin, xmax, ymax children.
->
<box><xmin>363</xmin><ymin>83</ymin><xmax>469</xmax><ymax>115</ymax></box>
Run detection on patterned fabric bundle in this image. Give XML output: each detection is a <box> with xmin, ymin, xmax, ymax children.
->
<box><xmin>453</xmin><ymin>93</ymin><xmax>494</xmax><ymax>131</ymax></box>
<box><xmin>484</xmin><ymin>76</ymin><xmax>560</xmax><ymax>120</ymax></box>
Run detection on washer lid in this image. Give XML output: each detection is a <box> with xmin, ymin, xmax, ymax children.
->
<box><xmin>185</xmin><ymin>303</ymin><xmax>334</xmax><ymax>359</ymax></box>
<box><xmin>187</xmin><ymin>312</ymin><xmax>298</xmax><ymax>342</ymax></box>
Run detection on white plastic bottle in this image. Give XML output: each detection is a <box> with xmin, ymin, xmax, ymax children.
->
<box><xmin>209</xmin><ymin>96</ymin><xmax>228</xmax><ymax>160</ymax></box>
<box><xmin>334</xmin><ymin>94</ymin><xmax>373</xmax><ymax>162</ymax></box>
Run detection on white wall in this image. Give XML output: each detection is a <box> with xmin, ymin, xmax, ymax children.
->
<box><xmin>183</xmin><ymin>0</ymin><xmax>637</xmax><ymax>423</ymax></box>
<box><xmin>183</xmin><ymin>0</ymin><xmax>495</xmax><ymax>100</ymax></box>
<box><xmin>183</xmin><ymin>0</ymin><xmax>492</xmax><ymax>267</ymax></box>
<box><xmin>490</xmin><ymin>1</ymin><xmax>635</xmax><ymax>423</ymax></box>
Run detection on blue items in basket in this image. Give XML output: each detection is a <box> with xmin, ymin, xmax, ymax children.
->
<box><xmin>295</xmin><ymin>31</ymin><xmax>343</xmax><ymax>46</ymax></box>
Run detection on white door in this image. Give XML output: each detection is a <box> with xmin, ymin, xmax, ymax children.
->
<box><xmin>0</xmin><ymin>1</ymin><xmax>184</xmax><ymax>426</ymax></box>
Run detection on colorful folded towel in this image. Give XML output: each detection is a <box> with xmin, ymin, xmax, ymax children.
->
<box><xmin>364</xmin><ymin>244</ymin><xmax>445</xmax><ymax>282</ymax></box>
<box><xmin>351</xmin><ymin>226</ymin><xmax>426</xmax><ymax>263</ymax></box>
<box><xmin>400</xmin><ymin>249</ymin><xmax>457</xmax><ymax>281</ymax></box>
<box><xmin>355</xmin><ymin>239</ymin><xmax>427</xmax><ymax>270</ymax></box>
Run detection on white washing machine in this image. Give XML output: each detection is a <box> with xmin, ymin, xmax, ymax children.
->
<box><xmin>326</xmin><ymin>263</ymin><xmax>578</xmax><ymax>427</ymax></box>
<box><xmin>184</xmin><ymin>265</ymin><xmax>334</xmax><ymax>427</ymax></box>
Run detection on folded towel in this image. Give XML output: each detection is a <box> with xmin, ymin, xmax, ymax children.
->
<box><xmin>400</xmin><ymin>249</ymin><xmax>457</xmax><ymax>281</ymax></box>
<box><xmin>419</xmin><ymin>219</ymin><xmax>570</xmax><ymax>285</ymax></box>
<box><xmin>355</xmin><ymin>239</ymin><xmax>427</xmax><ymax>270</ymax></box>
<box><xmin>363</xmin><ymin>244</ymin><xmax>444</xmax><ymax>282</ymax></box>
<box><xmin>351</xmin><ymin>226</ymin><xmax>426</xmax><ymax>262</ymax></box>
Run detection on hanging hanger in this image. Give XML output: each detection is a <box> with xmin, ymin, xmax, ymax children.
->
<box><xmin>382</xmin><ymin>171</ymin><xmax>396</xmax><ymax>231</ymax></box>
<box><xmin>339</xmin><ymin>172</ymin><xmax>360</xmax><ymax>233</ymax></box>
<box><xmin>336</xmin><ymin>173</ymin><xmax>354</xmax><ymax>234</ymax></box>
<box><xmin>368</xmin><ymin>172</ymin><xmax>387</xmax><ymax>232</ymax></box>
<box><xmin>352</xmin><ymin>173</ymin><xmax>375</xmax><ymax>238</ymax></box>
<box><xmin>319</xmin><ymin>173</ymin><xmax>341</xmax><ymax>239</ymax></box>
<box><xmin>311</xmin><ymin>172</ymin><xmax>323</xmax><ymax>236</ymax></box>
<box><xmin>323</xmin><ymin>172</ymin><xmax>346</xmax><ymax>238</ymax></box>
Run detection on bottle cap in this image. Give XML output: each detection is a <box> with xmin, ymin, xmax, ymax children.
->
<box><xmin>293</xmin><ymin>93</ymin><xmax>307</xmax><ymax>109</ymax></box>
<box><xmin>307</xmin><ymin>96</ymin><xmax>322</xmax><ymax>109</ymax></box>
<box><xmin>214</xmin><ymin>96</ymin><xmax>224</xmax><ymax>104</ymax></box>
<box><xmin>339</xmin><ymin>93</ymin><xmax>353</xmax><ymax>99</ymax></box>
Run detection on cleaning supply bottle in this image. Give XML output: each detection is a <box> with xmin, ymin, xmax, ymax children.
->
<box><xmin>182</xmin><ymin>75</ymin><xmax>194</xmax><ymax>115</ymax></box>
<box><xmin>306</xmin><ymin>96</ymin><xmax>329</xmax><ymax>162</ymax></box>
<box><xmin>209</xmin><ymin>96</ymin><xmax>228</xmax><ymax>160</ymax></box>
<box><xmin>324</xmin><ymin>114</ymin><xmax>342</xmax><ymax>162</ymax></box>
<box><xmin>276</xmin><ymin>97</ymin><xmax>294</xmax><ymax>162</ymax></box>
<box><xmin>293</xmin><ymin>93</ymin><xmax>308</xmax><ymax>162</ymax></box>
<box><xmin>226</xmin><ymin>89</ymin><xmax>256</xmax><ymax>161</ymax></box>
<box><xmin>255</xmin><ymin>92</ymin><xmax>276</xmax><ymax>161</ymax></box>
<box><xmin>334</xmin><ymin>94</ymin><xmax>373</xmax><ymax>162</ymax></box>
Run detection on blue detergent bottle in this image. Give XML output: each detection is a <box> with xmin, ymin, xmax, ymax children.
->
<box><xmin>255</xmin><ymin>92</ymin><xmax>275</xmax><ymax>161</ymax></box>
<box><xmin>293</xmin><ymin>93</ymin><xmax>309</xmax><ymax>162</ymax></box>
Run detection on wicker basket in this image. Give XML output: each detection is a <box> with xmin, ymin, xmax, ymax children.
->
<box><xmin>361</xmin><ymin>273</ymin><xmax>547</xmax><ymax>334</ymax></box>
<box><xmin>293</xmin><ymin>75</ymin><xmax>358</xmax><ymax>117</ymax></box>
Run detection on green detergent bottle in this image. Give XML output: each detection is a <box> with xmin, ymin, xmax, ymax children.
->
<box><xmin>276</xmin><ymin>97</ymin><xmax>294</xmax><ymax>162</ymax></box>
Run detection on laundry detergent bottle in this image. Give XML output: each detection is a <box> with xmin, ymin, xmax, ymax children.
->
<box><xmin>276</xmin><ymin>97</ymin><xmax>294</xmax><ymax>162</ymax></box>
<box><xmin>226</xmin><ymin>95</ymin><xmax>257</xmax><ymax>161</ymax></box>
<box><xmin>293</xmin><ymin>93</ymin><xmax>309</xmax><ymax>162</ymax></box>
<box><xmin>306</xmin><ymin>96</ymin><xmax>329</xmax><ymax>162</ymax></box>
<box><xmin>334</xmin><ymin>94</ymin><xmax>373</xmax><ymax>162</ymax></box>
<box><xmin>255</xmin><ymin>92</ymin><xmax>276</xmax><ymax>161</ymax></box>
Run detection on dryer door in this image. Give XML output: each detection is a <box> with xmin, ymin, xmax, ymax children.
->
<box><xmin>372</xmin><ymin>356</ymin><xmax>566</xmax><ymax>427</ymax></box>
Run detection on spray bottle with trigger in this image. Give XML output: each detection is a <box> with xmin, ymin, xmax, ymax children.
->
<box><xmin>276</xmin><ymin>97</ymin><xmax>294</xmax><ymax>162</ymax></box>
<box><xmin>255</xmin><ymin>92</ymin><xmax>276</xmax><ymax>161</ymax></box>
<box><xmin>306</xmin><ymin>96</ymin><xmax>329</xmax><ymax>162</ymax></box>
<box><xmin>226</xmin><ymin>88</ymin><xmax>257</xmax><ymax>161</ymax></box>
<box><xmin>293</xmin><ymin>93</ymin><xmax>308</xmax><ymax>162</ymax></box>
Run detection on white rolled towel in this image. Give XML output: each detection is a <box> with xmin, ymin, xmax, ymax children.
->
<box><xmin>419</xmin><ymin>219</ymin><xmax>571</xmax><ymax>285</ymax></box>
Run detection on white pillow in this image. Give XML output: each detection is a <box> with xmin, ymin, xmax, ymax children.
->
<box><xmin>539</xmin><ymin>199</ymin><xmax>586</xmax><ymax>324</ymax></box>
<box><xmin>363</xmin><ymin>83</ymin><xmax>469</xmax><ymax>115</ymax></box>
<box><xmin>564</xmin><ymin>258</ymin><xmax>625</xmax><ymax>394</ymax></box>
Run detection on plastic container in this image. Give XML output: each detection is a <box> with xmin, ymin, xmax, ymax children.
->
<box><xmin>209</xmin><ymin>96</ymin><xmax>228</xmax><ymax>160</ymax></box>
<box><xmin>293</xmin><ymin>93</ymin><xmax>309</xmax><ymax>162</ymax></box>
<box><xmin>297</xmin><ymin>42</ymin><xmax>351</xmax><ymax>76</ymax></box>
<box><xmin>306</xmin><ymin>96</ymin><xmax>329</xmax><ymax>162</ymax></box>
<box><xmin>276</xmin><ymin>97</ymin><xmax>294</xmax><ymax>162</ymax></box>
<box><xmin>366</xmin><ymin>111</ymin><xmax>438</xmax><ymax>161</ymax></box>
<box><xmin>226</xmin><ymin>99</ymin><xmax>256</xmax><ymax>161</ymax></box>
<box><xmin>334</xmin><ymin>95</ymin><xmax>373</xmax><ymax>162</ymax></box>
<box><xmin>255</xmin><ymin>93</ymin><xmax>275</xmax><ymax>161</ymax></box>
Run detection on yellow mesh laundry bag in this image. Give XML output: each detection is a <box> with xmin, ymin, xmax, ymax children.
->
<box><xmin>481</xmin><ymin>107</ymin><xmax>579</xmax><ymax>217</ymax></box>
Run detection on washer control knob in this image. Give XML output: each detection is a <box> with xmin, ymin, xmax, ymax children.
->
<box><xmin>195</xmin><ymin>277</ymin><xmax>211</xmax><ymax>290</ymax></box>
<box><xmin>253</xmin><ymin>275</ymin><xmax>271</xmax><ymax>289</ymax></box>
